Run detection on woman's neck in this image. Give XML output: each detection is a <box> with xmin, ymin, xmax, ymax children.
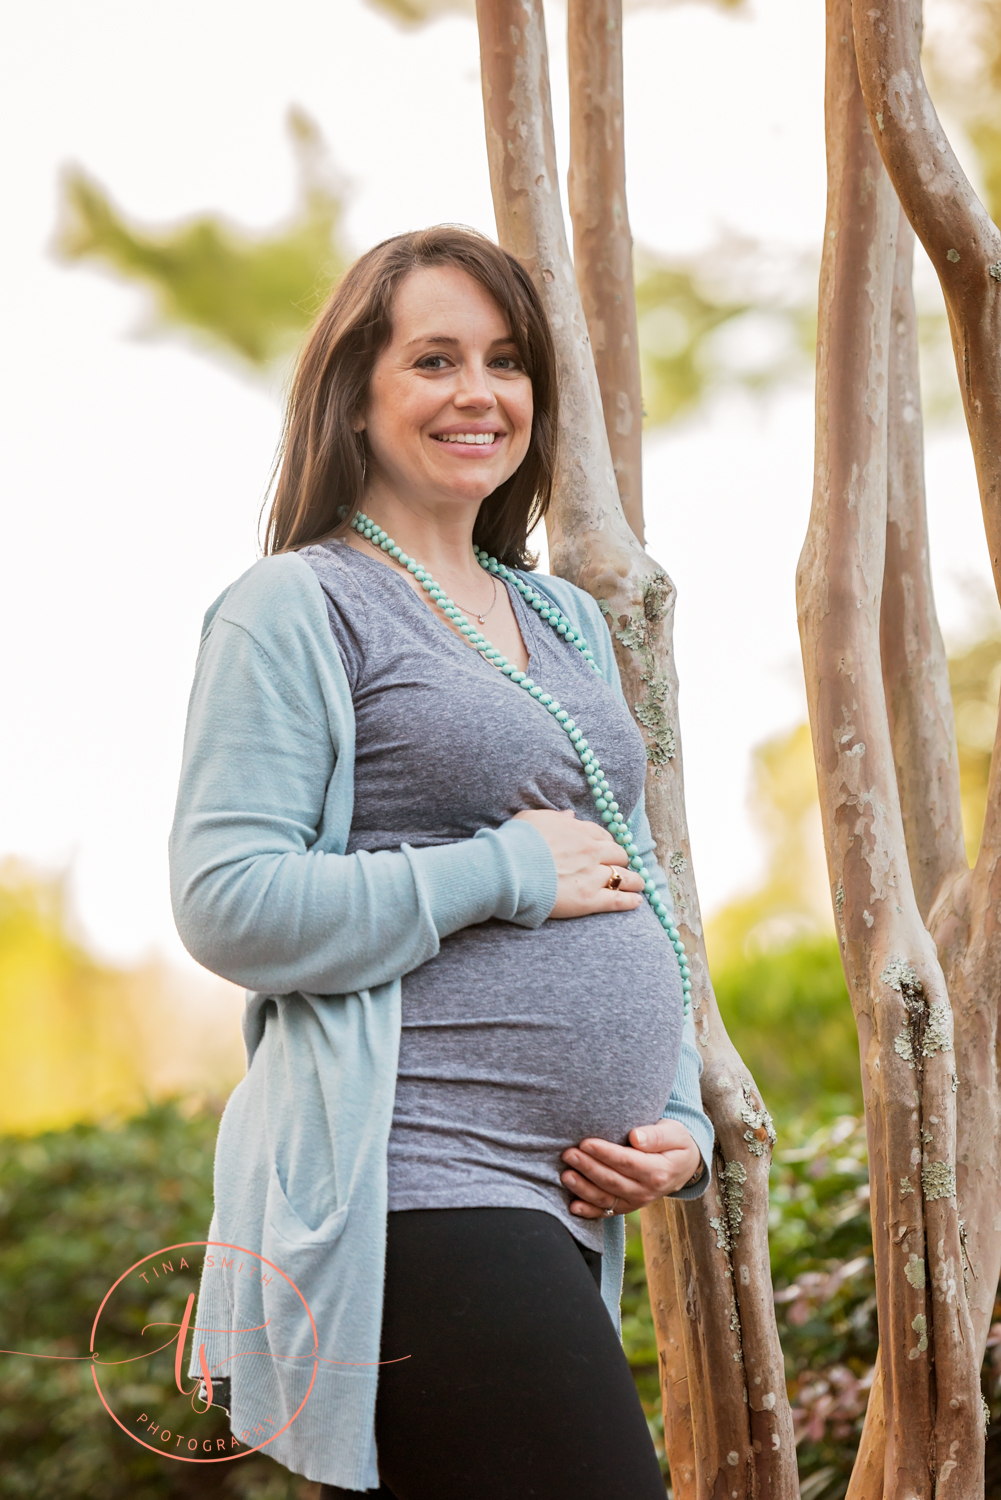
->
<box><xmin>352</xmin><ymin>482</ymin><xmax>485</xmax><ymax>585</ymax></box>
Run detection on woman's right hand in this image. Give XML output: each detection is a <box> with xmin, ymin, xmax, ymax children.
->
<box><xmin>512</xmin><ymin>809</ymin><xmax>645</xmax><ymax>919</ymax></box>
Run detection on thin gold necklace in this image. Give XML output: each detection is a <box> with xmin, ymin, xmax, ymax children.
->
<box><xmin>449</xmin><ymin>573</ymin><xmax>498</xmax><ymax>624</ymax></box>
<box><xmin>362</xmin><ymin>532</ymin><xmax>499</xmax><ymax>624</ymax></box>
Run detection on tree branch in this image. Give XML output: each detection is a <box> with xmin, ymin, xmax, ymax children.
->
<box><xmin>798</xmin><ymin>5</ymin><xmax>980</xmax><ymax>1495</ymax></box>
<box><xmin>640</xmin><ymin>1199</ymin><xmax>698</xmax><ymax>1499</ymax></box>
<box><xmin>567</xmin><ymin>0</ymin><xmax>644</xmax><ymax>541</ymax></box>
<box><xmin>476</xmin><ymin>2</ymin><xmax>798</xmax><ymax>1491</ymax></box>
<box><xmin>879</xmin><ymin>210</ymin><xmax>966</xmax><ymax>920</ymax></box>
<box><xmin>845</xmin><ymin>1351</ymin><xmax>885</xmax><ymax>1500</ymax></box>
<box><xmin>851</xmin><ymin>0</ymin><xmax>1001</xmax><ymax>1410</ymax></box>
<box><xmin>850</xmin><ymin>0</ymin><xmax>1001</xmax><ymax>888</ymax></box>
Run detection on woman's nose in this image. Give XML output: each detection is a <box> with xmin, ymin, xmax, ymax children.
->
<box><xmin>454</xmin><ymin>361</ymin><xmax>496</xmax><ymax>409</ymax></box>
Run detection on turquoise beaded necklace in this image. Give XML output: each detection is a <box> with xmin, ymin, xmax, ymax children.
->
<box><xmin>351</xmin><ymin>510</ymin><xmax>692</xmax><ymax>1018</ymax></box>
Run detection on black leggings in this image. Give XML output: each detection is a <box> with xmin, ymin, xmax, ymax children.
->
<box><xmin>319</xmin><ymin>1207</ymin><xmax>665</xmax><ymax>1499</ymax></box>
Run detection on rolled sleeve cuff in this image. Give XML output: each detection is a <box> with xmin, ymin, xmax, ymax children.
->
<box><xmin>406</xmin><ymin>818</ymin><xmax>558</xmax><ymax>941</ymax></box>
<box><xmin>663</xmin><ymin>1042</ymin><xmax>714</xmax><ymax>1200</ymax></box>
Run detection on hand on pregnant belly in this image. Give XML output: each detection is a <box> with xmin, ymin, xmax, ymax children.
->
<box><xmin>512</xmin><ymin>809</ymin><xmax>646</xmax><ymax>918</ymax></box>
<box><xmin>559</xmin><ymin>1121</ymin><xmax>703</xmax><ymax>1217</ymax></box>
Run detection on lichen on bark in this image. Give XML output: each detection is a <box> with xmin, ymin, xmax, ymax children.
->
<box><xmin>739</xmin><ymin>1084</ymin><xmax>777</xmax><ymax>1158</ymax></box>
<box><xmin>600</xmin><ymin>575</ymin><xmax>678</xmax><ymax>769</ymax></box>
<box><xmin>921</xmin><ymin>1161</ymin><xmax>957</xmax><ymax>1201</ymax></box>
<box><xmin>709</xmin><ymin>1159</ymin><xmax>748</xmax><ymax>1252</ymax></box>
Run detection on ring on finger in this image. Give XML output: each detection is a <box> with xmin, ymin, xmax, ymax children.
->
<box><xmin>603</xmin><ymin>1197</ymin><xmax>620</xmax><ymax>1217</ymax></box>
<box><xmin>605</xmin><ymin>869</ymin><xmax>623</xmax><ymax>891</ymax></box>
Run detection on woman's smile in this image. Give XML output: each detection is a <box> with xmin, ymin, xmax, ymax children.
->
<box><xmin>431</xmin><ymin>425</ymin><xmax>505</xmax><ymax>454</ymax></box>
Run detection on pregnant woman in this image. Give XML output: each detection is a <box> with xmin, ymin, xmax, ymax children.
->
<box><xmin>169</xmin><ymin>225</ymin><xmax>712</xmax><ymax>1499</ymax></box>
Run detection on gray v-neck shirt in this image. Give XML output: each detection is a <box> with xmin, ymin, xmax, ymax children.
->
<box><xmin>300</xmin><ymin>540</ymin><xmax>682</xmax><ymax>1249</ymax></box>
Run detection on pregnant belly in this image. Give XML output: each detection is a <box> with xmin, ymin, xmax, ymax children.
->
<box><xmin>395</xmin><ymin>902</ymin><xmax>683</xmax><ymax>1151</ymax></box>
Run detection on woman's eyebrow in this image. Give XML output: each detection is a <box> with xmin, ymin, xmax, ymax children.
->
<box><xmin>402</xmin><ymin>334</ymin><xmax>461</xmax><ymax>350</ymax></box>
<box><xmin>401</xmin><ymin>333</ymin><xmax>518</xmax><ymax>350</ymax></box>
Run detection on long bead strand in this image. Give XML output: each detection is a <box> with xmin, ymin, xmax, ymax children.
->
<box><xmin>351</xmin><ymin>511</ymin><xmax>692</xmax><ymax>1017</ymax></box>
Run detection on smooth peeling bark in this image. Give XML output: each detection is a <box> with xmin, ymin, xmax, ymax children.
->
<box><xmin>852</xmin><ymin>0</ymin><xmax>1001</xmax><ymax>1435</ymax></box>
<box><xmin>798</xmin><ymin>5</ymin><xmax>980</xmax><ymax>1496</ymax></box>
<box><xmin>934</xmin><ymin>797</ymin><xmax>1001</xmax><ymax>1365</ymax></box>
<box><xmin>851</xmin><ymin>0</ymin><xmax>1001</xmax><ymax>602</ymax></box>
<box><xmin>845</xmin><ymin>1352</ymin><xmax>885</xmax><ymax>1500</ymax></box>
<box><xmin>880</xmin><ymin>211</ymin><xmax>966</xmax><ymax>920</ymax></box>
<box><xmin>641</xmin><ymin>1199</ymin><xmax>698</xmax><ymax>1500</ymax></box>
<box><xmin>476</xmin><ymin>3</ymin><xmax>798</xmax><ymax>1493</ymax></box>
<box><xmin>567</xmin><ymin>0</ymin><xmax>644</xmax><ymax>542</ymax></box>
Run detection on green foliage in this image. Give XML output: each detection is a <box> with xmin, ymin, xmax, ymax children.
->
<box><xmin>712</xmin><ymin>938</ymin><xmax>861</xmax><ymax>1120</ymax></box>
<box><xmin>0</xmin><ymin>1102</ymin><xmax>306</xmax><ymax>1499</ymax></box>
<box><xmin>635</xmin><ymin>249</ymin><xmax>815</xmax><ymax>427</ymax></box>
<box><xmin>364</xmin><ymin>0</ymin><xmax>473</xmax><ymax>23</ymax></box>
<box><xmin>0</xmin><ymin>862</ymin><xmax>243</xmax><ymax>1134</ymax></box>
<box><xmin>768</xmin><ymin>1118</ymin><xmax>875</xmax><ymax>1499</ymax></box>
<box><xmin>54</xmin><ymin>116</ymin><xmax>965</xmax><ymax>431</ymax></box>
<box><xmin>926</xmin><ymin>0</ymin><xmax>1001</xmax><ymax>230</ymax></box>
<box><xmin>56</xmin><ymin>109</ymin><xmax>348</xmax><ymax>370</ymax></box>
<box><xmin>621</xmin><ymin>1215</ymin><xmax>666</xmax><ymax>1467</ymax></box>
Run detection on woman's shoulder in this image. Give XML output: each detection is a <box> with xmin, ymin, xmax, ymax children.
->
<box><xmin>201</xmin><ymin>552</ymin><xmax>335</xmax><ymax>654</ymax></box>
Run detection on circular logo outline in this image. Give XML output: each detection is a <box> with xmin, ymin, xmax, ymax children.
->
<box><xmin>90</xmin><ymin>1240</ymin><xmax>317</xmax><ymax>1463</ymax></box>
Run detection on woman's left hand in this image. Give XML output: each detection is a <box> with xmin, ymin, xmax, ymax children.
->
<box><xmin>560</xmin><ymin>1121</ymin><xmax>703</xmax><ymax>1218</ymax></box>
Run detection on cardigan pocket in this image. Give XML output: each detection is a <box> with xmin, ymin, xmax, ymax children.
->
<box><xmin>265</xmin><ymin>1161</ymin><xmax>349</xmax><ymax>1249</ymax></box>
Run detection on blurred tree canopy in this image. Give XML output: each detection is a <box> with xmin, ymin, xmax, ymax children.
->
<box><xmin>364</xmin><ymin>0</ymin><xmax>745</xmax><ymax>26</ymax></box>
<box><xmin>0</xmin><ymin>864</ymin><xmax>149</xmax><ymax>1133</ymax></box>
<box><xmin>53</xmin><ymin>2</ymin><xmax>999</xmax><ymax>428</ymax></box>
<box><xmin>0</xmin><ymin>861</ymin><xmax>243</xmax><ymax>1136</ymax></box>
<box><xmin>56</xmin><ymin>108</ymin><xmax>349</xmax><ymax>370</ymax></box>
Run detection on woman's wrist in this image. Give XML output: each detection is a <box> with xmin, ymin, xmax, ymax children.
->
<box><xmin>683</xmin><ymin>1156</ymin><xmax>705</xmax><ymax>1189</ymax></box>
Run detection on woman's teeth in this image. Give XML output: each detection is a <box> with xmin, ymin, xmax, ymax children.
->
<box><xmin>435</xmin><ymin>433</ymin><xmax>498</xmax><ymax>444</ymax></box>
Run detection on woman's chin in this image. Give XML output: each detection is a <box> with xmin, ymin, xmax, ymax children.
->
<box><xmin>425</xmin><ymin>468</ymin><xmax>512</xmax><ymax>507</ymax></box>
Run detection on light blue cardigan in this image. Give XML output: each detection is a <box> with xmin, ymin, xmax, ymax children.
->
<box><xmin>169</xmin><ymin>552</ymin><xmax>713</xmax><ymax>1491</ymax></box>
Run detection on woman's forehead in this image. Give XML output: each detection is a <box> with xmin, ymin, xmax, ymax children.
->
<box><xmin>390</xmin><ymin>264</ymin><xmax>513</xmax><ymax>340</ymax></box>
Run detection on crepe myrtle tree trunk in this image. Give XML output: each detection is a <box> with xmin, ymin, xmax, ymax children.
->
<box><xmin>849</xmin><ymin>0</ymin><xmax>1001</xmax><ymax>1438</ymax></box>
<box><xmin>567</xmin><ymin>0</ymin><xmax>644</xmax><ymax>542</ymax></box>
<box><xmin>800</xmin><ymin>0</ymin><xmax>1001</xmax><ymax>1495</ymax></box>
<box><xmin>475</xmin><ymin>1</ymin><xmax>798</xmax><ymax>1493</ymax></box>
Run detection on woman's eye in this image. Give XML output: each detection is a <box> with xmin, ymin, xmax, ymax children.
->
<box><xmin>491</xmin><ymin>356</ymin><xmax>521</xmax><ymax>371</ymax></box>
<box><xmin>416</xmin><ymin>354</ymin><xmax>450</xmax><ymax>371</ymax></box>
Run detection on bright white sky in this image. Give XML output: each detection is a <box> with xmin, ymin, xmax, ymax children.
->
<box><xmin>0</xmin><ymin>0</ymin><xmax>990</xmax><ymax>968</ymax></box>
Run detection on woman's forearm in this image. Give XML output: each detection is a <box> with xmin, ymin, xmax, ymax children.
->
<box><xmin>169</xmin><ymin>611</ymin><xmax>556</xmax><ymax>995</ymax></box>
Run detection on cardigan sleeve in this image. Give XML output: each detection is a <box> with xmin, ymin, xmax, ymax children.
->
<box><xmin>168</xmin><ymin>582</ymin><xmax>557</xmax><ymax>998</ymax></box>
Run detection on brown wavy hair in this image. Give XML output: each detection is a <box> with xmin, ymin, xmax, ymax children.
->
<box><xmin>264</xmin><ymin>226</ymin><xmax>558</xmax><ymax>567</ymax></box>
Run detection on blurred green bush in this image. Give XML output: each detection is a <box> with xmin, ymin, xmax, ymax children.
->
<box><xmin>713</xmin><ymin>937</ymin><xmax>861</xmax><ymax>1121</ymax></box>
<box><xmin>0</xmin><ymin>1103</ymin><xmax>310</xmax><ymax>1500</ymax></box>
<box><xmin>3</xmin><ymin>1094</ymin><xmax>1000</xmax><ymax>1498</ymax></box>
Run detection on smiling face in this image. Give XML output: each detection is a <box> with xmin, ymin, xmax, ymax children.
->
<box><xmin>357</xmin><ymin>264</ymin><xmax>535</xmax><ymax>518</ymax></box>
